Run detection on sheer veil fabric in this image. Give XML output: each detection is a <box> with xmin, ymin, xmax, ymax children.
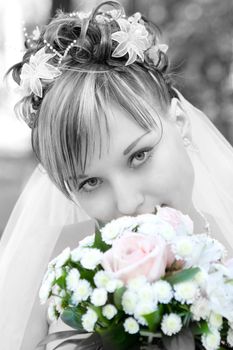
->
<box><xmin>177</xmin><ymin>92</ymin><xmax>233</xmax><ymax>254</ymax></box>
<box><xmin>0</xmin><ymin>166</ymin><xmax>91</xmax><ymax>349</ymax></box>
<box><xmin>0</xmin><ymin>92</ymin><xmax>233</xmax><ymax>349</ymax></box>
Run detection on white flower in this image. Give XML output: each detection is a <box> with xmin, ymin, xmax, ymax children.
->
<box><xmin>161</xmin><ymin>313</ymin><xmax>182</xmax><ymax>336</ymax></box>
<box><xmin>137</xmin><ymin>283</ymin><xmax>154</xmax><ymax>303</ymax></box>
<box><xmin>94</xmin><ymin>271</ymin><xmax>111</xmax><ymax>288</ymax></box>
<box><xmin>106</xmin><ymin>279</ymin><xmax>123</xmax><ymax>293</ymax></box>
<box><xmin>138</xmin><ymin>221</ymin><xmax>176</xmax><ymax>242</ymax></box>
<box><xmin>208</xmin><ymin>312</ymin><xmax>223</xmax><ymax>330</ymax></box>
<box><xmin>128</xmin><ymin>12</ymin><xmax>142</xmax><ymax>24</ymax></box>
<box><xmin>190</xmin><ymin>297</ymin><xmax>210</xmax><ymax>321</ymax></box>
<box><xmin>174</xmin><ymin>281</ymin><xmax>200</xmax><ymax>304</ymax></box>
<box><xmin>71</xmin><ymin>279</ymin><xmax>92</xmax><ymax>305</ymax></box>
<box><xmin>122</xmin><ymin>290</ymin><xmax>138</xmax><ymax>315</ymax></box>
<box><xmin>152</xmin><ymin>280</ymin><xmax>173</xmax><ymax>304</ymax></box>
<box><xmin>54</xmin><ymin>296</ymin><xmax>63</xmax><ymax>314</ymax></box>
<box><xmin>172</xmin><ymin>236</ymin><xmax>194</xmax><ymax>260</ymax></box>
<box><xmin>51</xmin><ymin>247</ymin><xmax>70</xmax><ymax>269</ymax></box>
<box><xmin>206</xmin><ymin>268</ymin><xmax>233</xmax><ymax>322</ymax></box>
<box><xmin>227</xmin><ymin>328</ymin><xmax>233</xmax><ymax>347</ymax></box>
<box><xmin>155</xmin><ymin>206</ymin><xmax>194</xmax><ymax>236</ymax></box>
<box><xmin>79</xmin><ymin>234</ymin><xmax>95</xmax><ymax>247</ymax></box>
<box><xmin>66</xmin><ymin>268</ymin><xmax>80</xmax><ymax>292</ymax></box>
<box><xmin>102</xmin><ymin>304</ymin><xmax>118</xmax><ymax>320</ymax></box>
<box><xmin>55</xmin><ymin>267</ymin><xmax>63</xmax><ymax>279</ymax></box>
<box><xmin>100</xmin><ymin>216</ymin><xmax>136</xmax><ymax>244</ymax></box>
<box><xmin>80</xmin><ymin>248</ymin><xmax>103</xmax><ymax>270</ymax></box>
<box><xmin>184</xmin><ymin>234</ymin><xmax>226</xmax><ymax>271</ymax></box>
<box><xmin>127</xmin><ymin>276</ymin><xmax>147</xmax><ymax>291</ymax></box>
<box><xmin>134</xmin><ymin>301</ymin><xmax>157</xmax><ymax>326</ymax></box>
<box><xmin>123</xmin><ymin>317</ymin><xmax>140</xmax><ymax>334</ymax></box>
<box><xmin>20</xmin><ymin>46</ymin><xmax>61</xmax><ymax>97</ymax></box>
<box><xmin>81</xmin><ymin>308</ymin><xmax>98</xmax><ymax>332</ymax></box>
<box><xmin>51</xmin><ymin>284</ymin><xmax>61</xmax><ymax>296</ymax></box>
<box><xmin>136</xmin><ymin>213</ymin><xmax>160</xmax><ymax>224</ymax></box>
<box><xmin>194</xmin><ymin>269</ymin><xmax>208</xmax><ymax>290</ymax></box>
<box><xmin>111</xmin><ymin>17</ymin><xmax>150</xmax><ymax>66</ymax></box>
<box><xmin>47</xmin><ymin>300</ymin><xmax>58</xmax><ymax>323</ymax></box>
<box><xmin>201</xmin><ymin>330</ymin><xmax>221</xmax><ymax>350</ymax></box>
<box><xmin>91</xmin><ymin>288</ymin><xmax>108</xmax><ymax>306</ymax></box>
<box><xmin>39</xmin><ymin>270</ymin><xmax>55</xmax><ymax>304</ymax></box>
<box><xmin>147</xmin><ymin>43</ymin><xmax>168</xmax><ymax>66</ymax></box>
<box><xmin>71</xmin><ymin>247</ymin><xmax>83</xmax><ymax>262</ymax></box>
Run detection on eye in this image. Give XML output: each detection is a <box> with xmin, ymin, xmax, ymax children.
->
<box><xmin>78</xmin><ymin>177</ymin><xmax>102</xmax><ymax>193</ymax></box>
<box><xmin>129</xmin><ymin>147</ymin><xmax>153</xmax><ymax>168</ymax></box>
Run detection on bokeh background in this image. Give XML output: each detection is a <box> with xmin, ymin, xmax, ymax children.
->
<box><xmin>0</xmin><ymin>0</ymin><xmax>233</xmax><ymax>237</ymax></box>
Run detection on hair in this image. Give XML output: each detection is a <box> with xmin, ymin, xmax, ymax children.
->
<box><xmin>9</xmin><ymin>1</ymin><xmax>178</xmax><ymax>199</ymax></box>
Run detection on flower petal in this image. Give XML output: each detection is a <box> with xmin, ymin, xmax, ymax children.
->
<box><xmin>116</xmin><ymin>18</ymin><xmax>130</xmax><ymax>32</ymax></box>
<box><xmin>125</xmin><ymin>49</ymin><xmax>137</xmax><ymax>66</ymax></box>
<box><xmin>30</xmin><ymin>76</ymin><xmax>43</xmax><ymax>97</ymax></box>
<box><xmin>111</xmin><ymin>31</ymin><xmax>128</xmax><ymax>44</ymax></box>
<box><xmin>31</xmin><ymin>47</ymin><xmax>55</xmax><ymax>66</ymax></box>
<box><xmin>112</xmin><ymin>42</ymin><xmax>129</xmax><ymax>58</ymax></box>
<box><xmin>37</xmin><ymin>63</ymin><xmax>61</xmax><ymax>79</ymax></box>
<box><xmin>158</xmin><ymin>44</ymin><xmax>169</xmax><ymax>53</ymax></box>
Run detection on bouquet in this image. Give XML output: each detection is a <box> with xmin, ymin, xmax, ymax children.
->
<box><xmin>38</xmin><ymin>206</ymin><xmax>233</xmax><ymax>350</ymax></box>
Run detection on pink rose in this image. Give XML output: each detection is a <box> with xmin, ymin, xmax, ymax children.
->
<box><xmin>101</xmin><ymin>232</ymin><xmax>174</xmax><ymax>284</ymax></box>
<box><xmin>156</xmin><ymin>206</ymin><xmax>193</xmax><ymax>235</ymax></box>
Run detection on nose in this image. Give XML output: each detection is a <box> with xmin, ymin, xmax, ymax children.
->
<box><xmin>112</xmin><ymin>176</ymin><xmax>144</xmax><ymax>216</ymax></box>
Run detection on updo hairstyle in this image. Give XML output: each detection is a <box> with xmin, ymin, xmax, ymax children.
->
<box><xmin>9</xmin><ymin>1</ymin><xmax>177</xmax><ymax>199</ymax></box>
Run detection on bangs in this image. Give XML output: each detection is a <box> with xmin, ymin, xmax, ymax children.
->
<box><xmin>34</xmin><ymin>65</ymin><xmax>170</xmax><ymax>199</ymax></box>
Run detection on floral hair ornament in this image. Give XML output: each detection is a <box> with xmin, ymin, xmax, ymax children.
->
<box><xmin>147</xmin><ymin>42</ymin><xmax>169</xmax><ymax>66</ymax></box>
<box><xmin>20</xmin><ymin>46</ymin><xmax>62</xmax><ymax>98</ymax></box>
<box><xmin>111</xmin><ymin>12</ymin><xmax>151</xmax><ymax>66</ymax></box>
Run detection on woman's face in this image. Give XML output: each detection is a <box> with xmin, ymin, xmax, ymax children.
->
<box><xmin>75</xmin><ymin>101</ymin><xmax>194</xmax><ymax>224</ymax></box>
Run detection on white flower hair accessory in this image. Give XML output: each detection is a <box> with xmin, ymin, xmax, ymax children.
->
<box><xmin>111</xmin><ymin>11</ymin><xmax>168</xmax><ymax>66</ymax></box>
<box><xmin>147</xmin><ymin>43</ymin><xmax>169</xmax><ymax>66</ymax></box>
<box><xmin>111</xmin><ymin>12</ymin><xmax>151</xmax><ymax>66</ymax></box>
<box><xmin>20</xmin><ymin>46</ymin><xmax>61</xmax><ymax>98</ymax></box>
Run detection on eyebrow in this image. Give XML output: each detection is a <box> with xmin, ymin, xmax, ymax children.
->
<box><xmin>123</xmin><ymin>130</ymin><xmax>151</xmax><ymax>155</ymax></box>
<box><xmin>77</xmin><ymin>130</ymin><xmax>151</xmax><ymax>180</ymax></box>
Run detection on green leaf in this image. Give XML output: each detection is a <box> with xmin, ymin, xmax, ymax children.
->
<box><xmin>55</xmin><ymin>274</ymin><xmax>66</xmax><ymax>289</ymax></box>
<box><xmin>226</xmin><ymin>278</ymin><xmax>233</xmax><ymax>285</ymax></box>
<box><xmin>98</xmin><ymin>323</ymin><xmax>140</xmax><ymax>350</ymax></box>
<box><xmin>36</xmin><ymin>330</ymin><xmax>84</xmax><ymax>347</ymax></box>
<box><xmin>61</xmin><ymin>307</ymin><xmax>84</xmax><ymax>331</ymax></box>
<box><xmin>92</xmin><ymin>230</ymin><xmax>111</xmax><ymax>252</ymax></box>
<box><xmin>113</xmin><ymin>286</ymin><xmax>126</xmax><ymax>310</ymax></box>
<box><xmin>88</xmin><ymin>305</ymin><xmax>110</xmax><ymax>327</ymax></box>
<box><xmin>191</xmin><ymin>320</ymin><xmax>209</xmax><ymax>335</ymax></box>
<box><xmin>143</xmin><ymin>304</ymin><xmax>164</xmax><ymax>332</ymax></box>
<box><xmin>164</xmin><ymin>267</ymin><xmax>200</xmax><ymax>285</ymax></box>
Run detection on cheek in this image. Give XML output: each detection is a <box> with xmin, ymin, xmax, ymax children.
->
<box><xmin>76</xmin><ymin>192</ymin><xmax>114</xmax><ymax>222</ymax></box>
<box><xmin>144</xmin><ymin>139</ymin><xmax>194</xmax><ymax>205</ymax></box>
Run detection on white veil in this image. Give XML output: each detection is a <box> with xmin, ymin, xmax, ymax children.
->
<box><xmin>177</xmin><ymin>92</ymin><xmax>233</xmax><ymax>254</ymax></box>
<box><xmin>0</xmin><ymin>92</ymin><xmax>233</xmax><ymax>349</ymax></box>
<box><xmin>0</xmin><ymin>165</ymin><xmax>91</xmax><ymax>350</ymax></box>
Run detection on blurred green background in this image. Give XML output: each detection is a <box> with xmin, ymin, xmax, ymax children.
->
<box><xmin>0</xmin><ymin>0</ymin><xmax>233</xmax><ymax>236</ymax></box>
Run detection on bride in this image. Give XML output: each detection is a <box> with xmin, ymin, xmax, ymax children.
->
<box><xmin>1</xmin><ymin>1</ymin><xmax>233</xmax><ymax>349</ymax></box>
